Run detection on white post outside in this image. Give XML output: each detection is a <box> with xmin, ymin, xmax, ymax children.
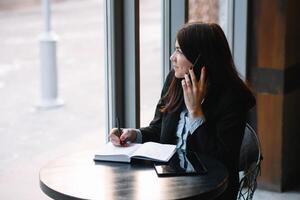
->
<box><xmin>38</xmin><ymin>0</ymin><xmax>63</xmax><ymax>108</ymax></box>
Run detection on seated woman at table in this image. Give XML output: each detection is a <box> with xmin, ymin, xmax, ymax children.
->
<box><xmin>109</xmin><ymin>22</ymin><xmax>256</xmax><ymax>199</ymax></box>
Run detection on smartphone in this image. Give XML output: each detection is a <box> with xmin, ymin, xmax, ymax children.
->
<box><xmin>191</xmin><ymin>53</ymin><xmax>205</xmax><ymax>81</ymax></box>
<box><xmin>154</xmin><ymin>149</ymin><xmax>207</xmax><ymax>177</ymax></box>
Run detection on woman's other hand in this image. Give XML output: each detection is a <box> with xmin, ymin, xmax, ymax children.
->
<box><xmin>181</xmin><ymin>66</ymin><xmax>207</xmax><ymax>118</ymax></box>
<box><xmin>109</xmin><ymin>128</ymin><xmax>138</xmax><ymax>146</ymax></box>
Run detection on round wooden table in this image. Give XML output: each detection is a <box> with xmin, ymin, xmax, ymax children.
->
<box><xmin>39</xmin><ymin>150</ymin><xmax>228</xmax><ymax>200</ymax></box>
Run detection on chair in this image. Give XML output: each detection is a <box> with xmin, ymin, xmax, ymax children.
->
<box><xmin>237</xmin><ymin>123</ymin><xmax>263</xmax><ymax>200</ymax></box>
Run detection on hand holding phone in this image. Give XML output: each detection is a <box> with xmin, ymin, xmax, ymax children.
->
<box><xmin>182</xmin><ymin>65</ymin><xmax>207</xmax><ymax>118</ymax></box>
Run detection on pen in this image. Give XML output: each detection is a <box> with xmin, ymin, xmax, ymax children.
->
<box><xmin>116</xmin><ymin>117</ymin><xmax>125</xmax><ymax>146</ymax></box>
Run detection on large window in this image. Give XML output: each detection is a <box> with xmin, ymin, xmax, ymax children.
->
<box><xmin>140</xmin><ymin>0</ymin><xmax>162</xmax><ymax>127</ymax></box>
<box><xmin>0</xmin><ymin>0</ymin><xmax>104</xmax><ymax>199</ymax></box>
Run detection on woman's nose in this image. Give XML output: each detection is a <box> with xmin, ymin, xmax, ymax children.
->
<box><xmin>170</xmin><ymin>52</ymin><xmax>176</xmax><ymax>62</ymax></box>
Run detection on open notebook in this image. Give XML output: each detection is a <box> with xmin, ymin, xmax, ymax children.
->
<box><xmin>94</xmin><ymin>142</ymin><xmax>176</xmax><ymax>163</ymax></box>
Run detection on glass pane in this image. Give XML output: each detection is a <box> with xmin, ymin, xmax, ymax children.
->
<box><xmin>0</xmin><ymin>0</ymin><xmax>104</xmax><ymax>198</ymax></box>
<box><xmin>140</xmin><ymin>0</ymin><xmax>162</xmax><ymax>127</ymax></box>
<box><xmin>188</xmin><ymin>0</ymin><xmax>219</xmax><ymax>23</ymax></box>
<box><xmin>188</xmin><ymin>0</ymin><xmax>232</xmax><ymax>44</ymax></box>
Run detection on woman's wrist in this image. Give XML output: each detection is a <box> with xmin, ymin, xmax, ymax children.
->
<box><xmin>189</xmin><ymin>109</ymin><xmax>205</xmax><ymax>119</ymax></box>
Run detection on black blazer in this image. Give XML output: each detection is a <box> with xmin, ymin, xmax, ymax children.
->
<box><xmin>139</xmin><ymin>70</ymin><xmax>256</xmax><ymax>199</ymax></box>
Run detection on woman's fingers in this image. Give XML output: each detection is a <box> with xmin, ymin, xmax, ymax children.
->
<box><xmin>181</xmin><ymin>79</ymin><xmax>187</xmax><ymax>100</ymax></box>
<box><xmin>120</xmin><ymin>130</ymin><xmax>129</xmax><ymax>143</ymax></box>
<box><xmin>181</xmin><ymin>78</ymin><xmax>186</xmax><ymax>88</ymax></box>
<box><xmin>184</xmin><ymin>73</ymin><xmax>192</xmax><ymax>88</ymax></box>
<box><xmin>189</xmin><ymin>68</ymin><xmax>197</xmax><ymax>86</ymax></box>
<box><xmin>110</xmin><ymin>128</ymin><xmax>138</xmax><ymax>146</ymax></box>
<box><xmin>110</xmin><ymin>128</ymin><xmax>124</xmax><ymax>146</ymax></box>
<box><xmin>110</xmin><ymin>132</ymin><xmax>121</xmax><ymax>145</ymax></box>
<box><xmin>181</xmin><ymin>79</ymin><xmax>190</xmax><ymax>108</ymax></box>
<box><xmin>199</xmin><ymin>67</ymin><xmax>206</xmax><ymax>90</ymax></box>
<box><xmin>182</xmin><ymin>78</ymin><xmax>190</xmax><ymax>101</ymax></box>
<box><xmin>198</xmin><ymin>66</ymin><xmax>206</xmax><ymax>89</ymax></box>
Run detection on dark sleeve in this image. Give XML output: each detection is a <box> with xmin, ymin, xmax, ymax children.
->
<box><xmin>187</xmin><ymin>90</ymin><xmax>255</xmax><ymax>200</ymax></box>
<box><xmin>139</xmin><ymin>70</ymin><xmax>174</xmax><ymax>143</ymax></box>
<box><xmin>187</xmin><ymin>97</ymin><xmax>247</xmax><ymax>170</ymax></box>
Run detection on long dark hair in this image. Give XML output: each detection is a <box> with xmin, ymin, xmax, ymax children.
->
<box><xmin>161</xmin><ymin>22</ymin><xmax>252</xmax><ymax>113</ymax></box>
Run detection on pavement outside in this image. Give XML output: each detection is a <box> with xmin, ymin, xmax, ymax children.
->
<box><xmin>0</xmin><ymin>0</ymin><xmax>105</xmax><ymax>199</ymax></box>
<box><xmin>0</xmin><ymin>0</ymin><xmax>299</xmax><ymax>199</ymax></box>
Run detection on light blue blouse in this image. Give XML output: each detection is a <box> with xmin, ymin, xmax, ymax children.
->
<box><xmin>175</xmin><ymin>109</ymin><xmax>205</xmax><ymax>150</ymax></box>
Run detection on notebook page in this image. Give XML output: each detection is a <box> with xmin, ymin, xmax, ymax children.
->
<box><xmin>96</xmin><ymin>142</ymin><xmax>142</xmax><ymax>157</ymax></box>
<box><xmin>131</xmin><ymin>142</ymin><xmax>176</xmax><ymax>162</ymax></box>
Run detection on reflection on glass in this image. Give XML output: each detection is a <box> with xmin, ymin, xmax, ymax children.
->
<box><xmin>188</xmin><ymin>0</ymin><xmax>232</xmax><ymax>45</ymax></box>
<box><xmin>188</xmin><ymin>0</ymin><xmax>219</xmax><ymax>23</ymax></box>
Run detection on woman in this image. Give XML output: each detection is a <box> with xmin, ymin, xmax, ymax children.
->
<box><xmin>110</xmin><ymin>22</ymin><xmax>256</xmax><ymax>199</ymax></box>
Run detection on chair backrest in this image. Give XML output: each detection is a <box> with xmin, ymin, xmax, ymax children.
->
<box><xmin>237</xmin><ymin>123</ymin><xmax>262</xmax><ymax>200</ymax></box>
